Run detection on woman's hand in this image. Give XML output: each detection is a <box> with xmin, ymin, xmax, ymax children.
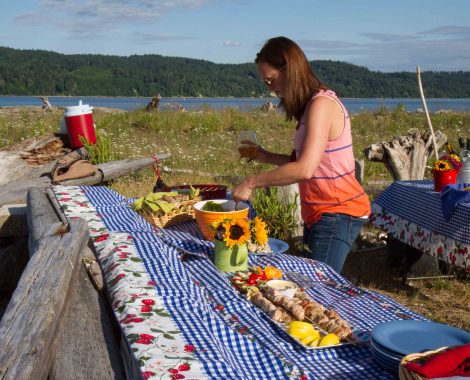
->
<box><xmin>238</xmin><ymin>140</ymin><xmax>260</xmax><ymax>161</ymax></box>
<box><xmin>232</xmin><ymin>178</ymin><xmax>255</xmax><ymax>202</ymax></box>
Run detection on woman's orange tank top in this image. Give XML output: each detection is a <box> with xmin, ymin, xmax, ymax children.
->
<box><xmin>293</xmin><ymin>90</ymin><xmax>370</xmax><ymax>227</ymax></box>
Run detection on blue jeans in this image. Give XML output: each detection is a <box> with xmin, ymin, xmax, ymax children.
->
<box><xmin>303</xmin><ymin>213</ymin><xmax>367</xmax><ymax>274</ymax></box>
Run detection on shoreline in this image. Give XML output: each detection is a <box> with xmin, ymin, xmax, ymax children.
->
<box><xmin>2</xmin><ymin>95</ymin><xmax>470</xmax><ymax>100</ymax></box>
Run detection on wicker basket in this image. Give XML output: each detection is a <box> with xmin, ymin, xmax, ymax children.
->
<box><xmin>399</xmin><ymin>347</ymin><xmax>448</xmax><ymax>380</ymax></box>
<box><xmin>140</xmin><ymin>197</ymin><xmax>201</xmax><ymax>229</ymax></box>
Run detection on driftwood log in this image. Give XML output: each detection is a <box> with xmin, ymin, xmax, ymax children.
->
<box><xmin>0</xmin><ymin>215</ymin><xmax>88</xmax><ymax>380</ymax></box>
<box><xmin>0</xmin><ymin>153</ymin><xmax>170</xmax><ymax>206</ymax></box>
<box><xmin>0</xmin><ymin>135</ymin><xmax>67</xmax><ymax>180</ymax></box>
<box><xmin>39</xmin><ymin>96</ymin><xmax>53</xmax><ymax>112</ymax></box>
<box><xmin>6</xmin><ymin>187</ymin><xmax>125</xmax><ymax>379</ymax></box>
<box><xmin>145</xmin><ymin>94</ymin><xmax>162</xmax><ymax>111</ymax></box>
<box><xmin>364</xmin><ymin>129</ymin><xmax>447</xmax><ymax>180</ymax></box>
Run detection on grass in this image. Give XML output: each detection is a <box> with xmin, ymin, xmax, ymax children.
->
<box><xmin>1</xmin><ymin>104</ymin><xmax>469</xmax><ymax>330</ymax></box>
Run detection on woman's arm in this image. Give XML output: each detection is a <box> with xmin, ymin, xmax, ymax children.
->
<box><xmin>254</xmin><ymin>146</ymin><xmax>291</xmax><ymax>166</ymax></box>
<box><xmin>232</xmin><ymin>97</ymin><xmax>337</xmax><ymax>201</ymax></box>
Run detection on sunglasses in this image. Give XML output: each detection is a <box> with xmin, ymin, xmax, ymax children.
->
<box><xmin>262</xmin><ymin>65</ymin><xmax>286</xmax><ymax>86</ymax></box>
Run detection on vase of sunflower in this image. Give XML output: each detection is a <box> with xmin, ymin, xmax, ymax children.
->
<box><xmin>433</xmin><ymin>154</ymin><xmax>462</xmax><ymax>192</ymax></box>
<box><xmin>212</xmin><ymin>217</ymin><xmax>251</xmax><ymax>272</ymax></box>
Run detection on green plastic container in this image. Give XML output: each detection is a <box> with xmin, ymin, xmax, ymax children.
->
<box><xmin>213</xmin><ymin>240</ymin><xmax>248</xmax><ymax>272</ymax></box>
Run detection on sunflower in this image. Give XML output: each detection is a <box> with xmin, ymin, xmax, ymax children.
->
<box><xmin>211</xmin><ymin>217</ymin><xmax>250</xmax><ymax>248</ymax></box>
<box><xmin>434</xmin><ymin>154</ymin><xmax>463</xmax><ymax>171</ymax></box>
<box><xmin>252</xmin><ymin>216</ymin><xmax>268</xmax><ymax>245</ymax></box>
<box><xmin>433</xmin><ymin>159</ymin><xmax>452</xmax><ymax>171</ymax></box>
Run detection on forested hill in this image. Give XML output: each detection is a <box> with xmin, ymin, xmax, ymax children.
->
<box><xmin>1</xmin><ymin>46</ymin><xmax>469</xmax><ymax>98</ymax></box>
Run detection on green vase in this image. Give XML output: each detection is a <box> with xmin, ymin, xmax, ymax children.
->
<box><xmin>213</xmin><ymin>240</ymin><xmax>248</xmax><ymax>272</ymax></box>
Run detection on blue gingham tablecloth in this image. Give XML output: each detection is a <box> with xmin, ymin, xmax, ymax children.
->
<box><xmin>53</xmin><ymin>185</ymin><xmax>428</xmax><ymax>380</ymax></box>
<box><xmin>371</xmin><ymin>180</ymin><xmax>470</xmax><ymax>270</ymax></box>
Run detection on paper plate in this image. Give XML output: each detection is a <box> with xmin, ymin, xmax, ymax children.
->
<box><xmin>371</xmin><ymin>320</ymin><xmax>470</xmax><ymax>356</ymax></box>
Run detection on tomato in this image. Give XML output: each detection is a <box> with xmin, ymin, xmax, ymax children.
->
<box><xmin>247</xmin><ymin>273</ymin><xmax>262</xmax><ymax>285</ymax></box>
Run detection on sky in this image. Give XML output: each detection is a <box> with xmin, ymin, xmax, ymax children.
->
<box><xmin>1</xmin><ymin>0</ymin><xmax>469</xmax><ymax>72</ymax></box>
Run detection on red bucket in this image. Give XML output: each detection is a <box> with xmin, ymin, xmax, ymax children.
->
<box><xmin>433</xmin><ymin>169</ymin><xmax>458</xmax><ymax>192</ymax></box>
<box><xmin>64</xmin><ymin>100</ymin><xmax>96</xmax><ymax>149</ymax></box>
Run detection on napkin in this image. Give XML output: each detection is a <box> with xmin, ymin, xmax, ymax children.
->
<box><xmin>404</xmin><ymin>344</ymin><xmax>470</xmax><ymax>378</ymax></box>
<box><xmin>440</xmin><ymin>183</ymin><xmax>470</xmax><ymax>221</ymax></box>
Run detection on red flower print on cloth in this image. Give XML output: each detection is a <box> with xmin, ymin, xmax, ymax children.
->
<box><xmin>95</xmin><ymin>233</ymin><xmax>110</xmax><ymax>242</ymax></box>
<box><xmin>136</xmin><ymin>337</ymin><xmax>153</xmax><ymax>344</ymax></box>
<box><xmin>178</xmin><ymin>363</ymin><xmax>191</xmax><ymax>371</ymax></box>
<box><xmin>171</xmin><ymin>374</ymin><xmax>185</xmax><ymax>380</ymax></box>
<box><xmin>141</xmin><ymin>371</ymin><xmax>155</xmax><ymax>379</ymax></box>
<box><xmin>184</xmin><ymin>344</ymin><xmax>195</xmax><ymax>353</ymax></box>
<box><xmin>141</xmin><ymin>299</ymin><xmax>155</xmax><ymax>306</ymax></box>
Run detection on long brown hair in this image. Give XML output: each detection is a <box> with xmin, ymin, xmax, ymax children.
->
<box><xmin>255</xmin><ymin>36</ymin><xmax>327</xmax><ymax>121</ymax></box>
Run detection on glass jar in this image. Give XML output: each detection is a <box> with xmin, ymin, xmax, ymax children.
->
<box><xmin>457</xmin><ymin>161</ymin><xmax>470</xmax><ymax>184</ymax></box>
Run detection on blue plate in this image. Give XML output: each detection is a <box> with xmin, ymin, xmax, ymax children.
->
<box><xmin>371</xmin><ymin>340</ymin><xmax>403</xmax><ymax>357</ymax></box>
<box><xmin>249</xmin><ymin>237</ymin><xmax>289</xmax><ymax>255</ymax></box>
<box><xmin>268</xmin><ymin>237</ymin><xmax>289</xmax><ymax>254</ymax></box>
<box><xmin>371</xmin><ymin>320</ymin><xmax>470</xmax><ymax>356</ymax></box>
<box><xmin>371</xmin><ymin>344</ymin><xmax>402</xmax><ymax>366</ymax></box>
<box><xmin>370</xmin><ymin>349</ymin><xmax>399</xmax><ymax>375</ymax></box>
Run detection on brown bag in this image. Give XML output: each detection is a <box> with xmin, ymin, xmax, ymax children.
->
<box><xmin>51</xmin><ymin>150</ymin><xmax>97</xmax><ymax>184</ymax></box>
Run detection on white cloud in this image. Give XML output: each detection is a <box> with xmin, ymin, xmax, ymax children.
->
<box><xmin>16</xmin><ymin>0</ymin><xmax>211</xmax><ymax>36</ymax></box>
<box><xmin>131</xmin><ymin>32</ymin><xmax>194</xmax><ymax>44</ymax></box>
<box><xmin>418</xmin><ymin>25</ymin><xmax>470</xmax><ymax>37</ymax></box>
<box><xmin>300</xmin><ymin>26</ymin><xmax>470</xmax><ymax>71</ymax></box>
<box><xmin>223</xmin><ymin>40</ymin><xmax>241</xmax><ymax>47</ymax></box>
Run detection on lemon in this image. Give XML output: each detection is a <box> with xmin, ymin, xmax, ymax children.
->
<box><xmin>318</xmin><ymin>333</ymin><xmax>340</xmax><ymax>346</ymax></box>
<box><xmin>309</xmin><ymin>337</ymin><xmax>321</xmax><ymax>347</ymax></box>
<box><xmin>287</xmin><ymin>321</ymin><xmax>315</xmax><ymax>339</ymax></box>
<box><xmin>300</xmin><ymin>331</ymin><xmax>321</xmax><ymax>345</ymax></box>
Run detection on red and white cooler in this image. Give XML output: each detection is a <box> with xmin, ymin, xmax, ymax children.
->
<box><xmin>64</xmin><ymin>100</ymin><xmax>97</xmax><ymax>149</ymax></box>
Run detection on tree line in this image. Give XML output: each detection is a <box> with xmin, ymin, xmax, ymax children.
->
<box><xmin>1</xmin><ymin>46</ymin><xmax>469</xmax><ymax>98</ymax></box>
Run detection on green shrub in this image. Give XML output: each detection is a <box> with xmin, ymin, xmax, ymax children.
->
<box><xmin>80</xmin><ymin>129</ymin><xmax>115</xmax><ymax>164</ymax></box>
<box><xmin>251</xmin><ymin>187</ymin><xmax>298</xmax><ymax>243</ymax></box>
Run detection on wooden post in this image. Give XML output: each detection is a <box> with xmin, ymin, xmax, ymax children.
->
<box><xmin>276</xmin><ymin>184</ymin><xmax>303</xmax><ymax>240</ymax></box>
<box><xmin>0</xmin><ymin>218</ymin><xmax>89</xmax><ymax>380</ymax></box>
<box><xmin>417</xmin><ymin>66</ymin><xmax>439</xmax><ymax>160</ymax></box>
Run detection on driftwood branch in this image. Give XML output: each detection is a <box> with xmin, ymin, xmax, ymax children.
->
<box><xmin>0</xmin><ymin>153</ymin><xmax>170</xmax><ymax>206</ymax></box>
<box><xmin>417</xmin><ymin>65</ymin><xmax>439</xmax><ymax>160</ymax></box>
<box><xmin>364</xmin><ymin>129</ymin><xmax>447</xmax><ymax>180</ymax></box>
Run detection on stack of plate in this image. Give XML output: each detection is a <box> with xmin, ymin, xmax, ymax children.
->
<box><xmin>370</xmin><ymin>320</ymin><xmax>470</xmax><ymax>375</ymax></box>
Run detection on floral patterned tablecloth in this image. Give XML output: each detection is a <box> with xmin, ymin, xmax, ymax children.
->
<box><xmin>52</xmin><ymin>185</ymin><xmax>428</xmax><ymax>380</ymax></box>
<box><xmin>371</xmin><ymin>180</ymin><xmax>470</xmax><ymax>270</ymax></box>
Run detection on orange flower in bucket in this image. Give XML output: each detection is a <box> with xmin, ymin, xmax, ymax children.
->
<box><xmin>433</xmin><ymin>154</ymin><xmax>462</xmax><ymax>172</ymax></box>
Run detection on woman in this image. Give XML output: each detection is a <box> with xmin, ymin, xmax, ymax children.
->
<box><xmin>232</xmin><ymin>36</ymin><xmax>370</xmax><ymax>273</ymax></box>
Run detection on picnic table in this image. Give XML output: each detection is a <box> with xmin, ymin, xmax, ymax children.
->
<box><xmin>51</xmin><ymin>185</ymin><xmax>428</xmax><ymax>380</ymax></box>
<box><xmin>370</xmin><ymin>180</ymin><xmax>470</xmax><ymax>271</ymax></box>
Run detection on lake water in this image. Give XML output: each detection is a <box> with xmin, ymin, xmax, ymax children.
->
<box><xmin>1</xmin><ymin>96</ymin><xmax>469</xmax><ymax>113</ymax></box>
